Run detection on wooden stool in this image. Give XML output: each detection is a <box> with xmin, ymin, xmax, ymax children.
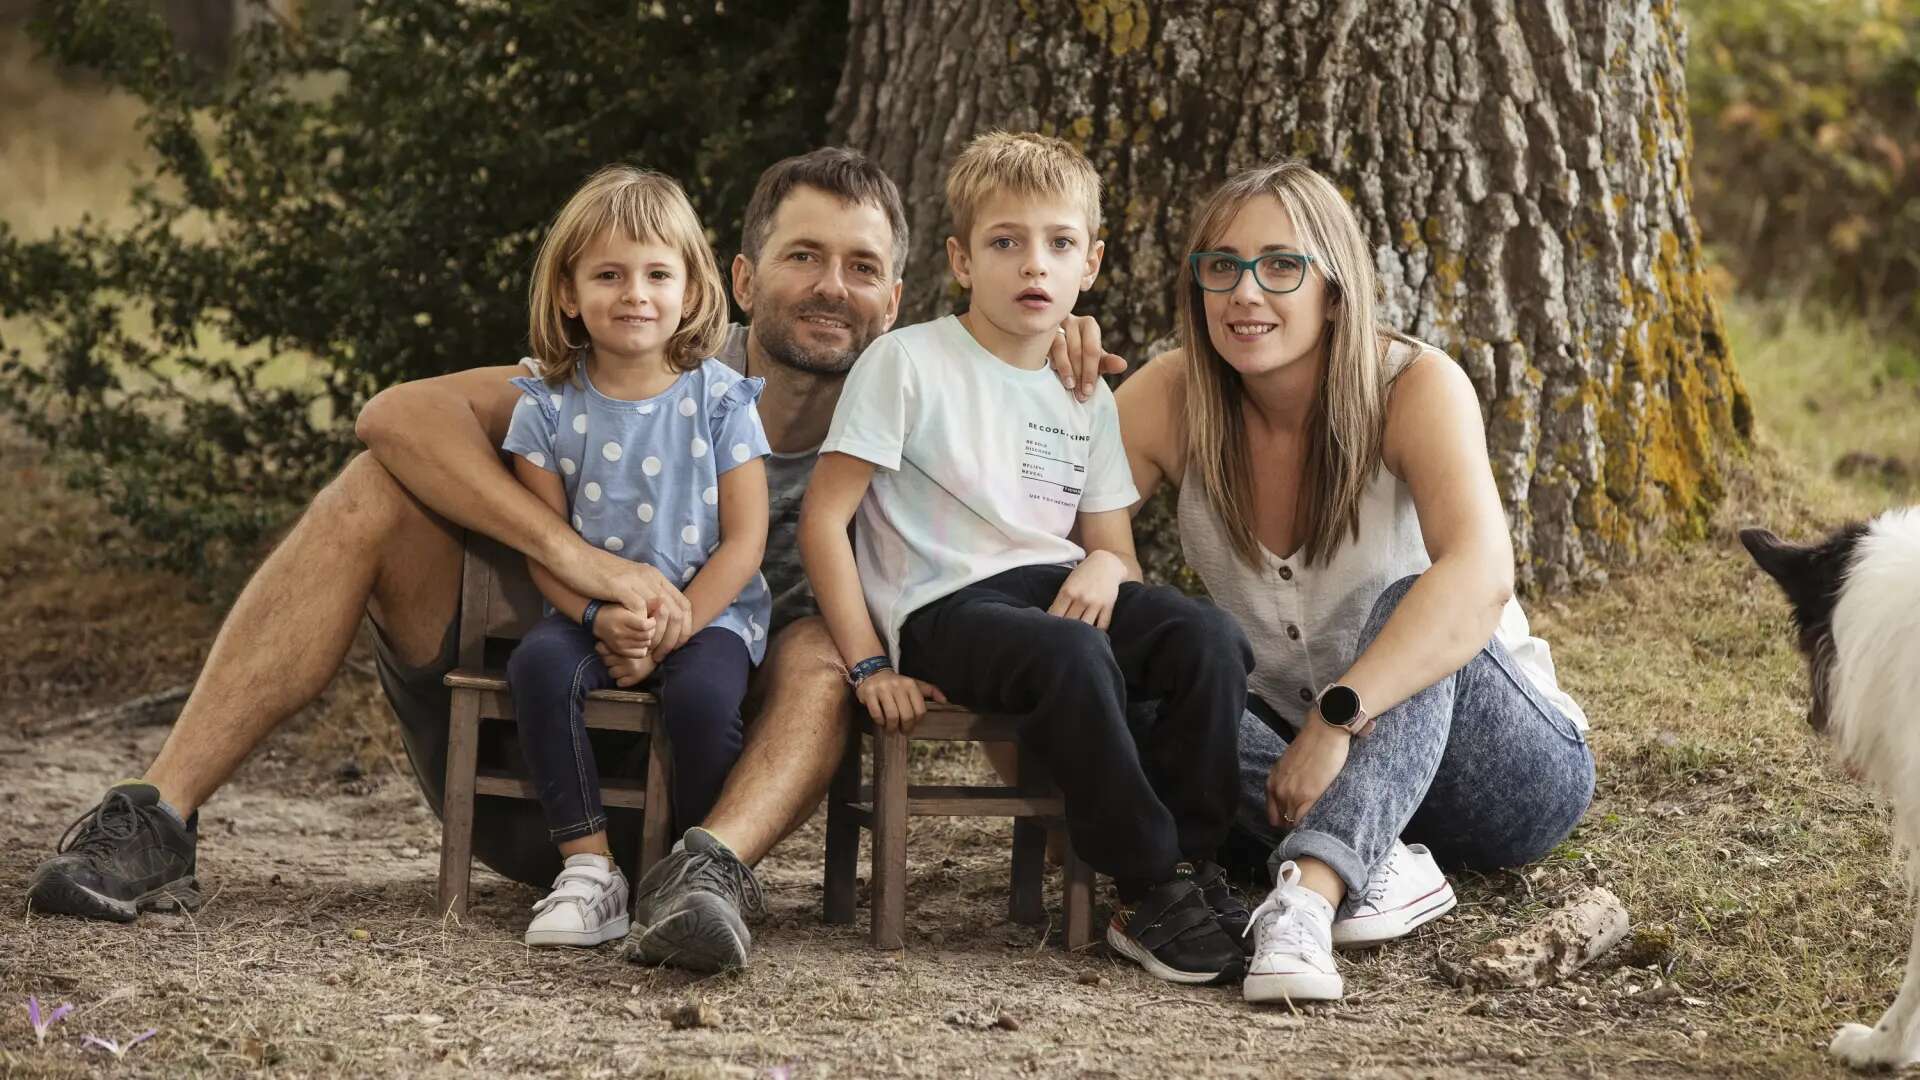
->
<box><xmin>435</xmin><ymin>534</ymin><xmax>675</xmax><ymax>917</ymax></box>
<box><xmin>822</xmin><ymin>704</ymin><xmax>1096</xmax><ymax>950</ymax></box>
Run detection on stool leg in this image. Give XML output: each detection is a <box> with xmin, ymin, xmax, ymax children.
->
<box><xmin>823</xmin><ymin>727</ymin><xmax>861</xmax><ymax>925</ymax></box>
<box><xmin>870</xmin><ymin>729</ymin><xmax>908</xmax><ymax>950</ymax></box>
<box><xmin>1010</xmin><ymin>817</ymin><xmax>1045</xmax><ymax>925</ymax></box>
<box><xmin>1061</xmin><ymin>829</ymin><xmax>1095</xmax><ymax>951</ymax></box>
<box><xmin>437</xmin><ymin>691</ymin><xmax>481</xmax><ymax>918</ymax></box>
<box><xmin>640</xmin><ymin>722</ymin><xmax>674</xmax><ymax>873</ymax></box>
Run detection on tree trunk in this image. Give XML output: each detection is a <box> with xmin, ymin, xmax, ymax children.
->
<box><xmin>830</xmin><ymin>0</ymin><xmax>1750</xmax><ymax>592</ymax></box>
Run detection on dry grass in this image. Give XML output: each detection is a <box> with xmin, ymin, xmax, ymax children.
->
<box><xmin>4</xmin><ymin>27</ymin><xmax>1919</xmax><ymax>1080</ymax></box>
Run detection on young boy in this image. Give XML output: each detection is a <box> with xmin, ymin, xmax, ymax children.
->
<box><xmin>797</xmin><ymin>131</ymin><xmax>1253</xmax><ymax>984</ymax></box>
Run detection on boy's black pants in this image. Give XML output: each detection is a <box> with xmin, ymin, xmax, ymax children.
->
<box><xmin>897</xmin><ymin>563</ymin><xmax>1252</xmax><ymax>890</ymax></box>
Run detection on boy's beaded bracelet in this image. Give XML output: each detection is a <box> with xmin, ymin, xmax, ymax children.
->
<box><xmin>846</xmin><ymin>655</ymin><xmax>893</xmax><ymax>688</ymax></box>
<box><xmin>581</xmin><ymin>600</ymin><xmax>603</xmax><ymax>635</ymax></box>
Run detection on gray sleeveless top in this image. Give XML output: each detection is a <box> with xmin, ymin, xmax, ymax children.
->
<box><xmin>1174</xmin><ymin>343</ymin><xmax>1588</xmax><ymax>730</ymax></box>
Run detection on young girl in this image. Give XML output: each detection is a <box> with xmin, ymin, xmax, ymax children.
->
<box><xmin>501</xmin><ymin>165</ymin><xmax>772</xmax><ymax>948</ymax></box>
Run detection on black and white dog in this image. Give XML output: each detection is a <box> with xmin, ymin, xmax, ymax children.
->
<box><xmin>1744</xmin><ymin>509</ymin><xmax>1920</xmax><ymax>1070</ymax></box>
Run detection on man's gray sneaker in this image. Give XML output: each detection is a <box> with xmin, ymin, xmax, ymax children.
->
<box><xmin>28</xmin><ymin>782</ymin><xmax>202</xmax><ymax>922</ymax></box>
<box><xmin>625</xmin><ymin>827</ymin><xmax>766</xmax><ymax>973</ymax></box>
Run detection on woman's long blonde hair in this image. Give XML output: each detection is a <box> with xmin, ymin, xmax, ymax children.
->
<box><xmin>1178</xmin><ymin>158</ymin><xmax>1415</xmax><ymax>568</ymax></box>
<box><xmin>527</xmin><ymin>165</ymin><xmax>728</xmax><ymax>383</ymax></box>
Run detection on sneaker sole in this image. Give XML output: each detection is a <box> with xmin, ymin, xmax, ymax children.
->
<box><xmin>27</xmin><ymin>873</ymin><xmax>204</xmax><ymax>923</ymax></box>
<box><xmin>1104</xmin><ymin>922</ymin><xmax>1237</xmax><ymax>986</ymax></box>
<box><xmin>1244</xmin><ymin>969</ymin><xmax>1344</xmax><ymax>1003</ymax></box>
<box><xmin>526</xmin><ymin>913</ymin><xmax>630</xmax><ymax>948</ymax></box>
<box><xmin>1332</xmin><ymin>883</ymin><xmax>1457</xmax><ymax>949</ymax></box>
<box><xmin>628</xmin><ymin>894</ymin><xmax>750</xmax><ymax>973</ymax></box>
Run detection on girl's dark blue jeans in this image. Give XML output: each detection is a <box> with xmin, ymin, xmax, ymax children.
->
<box><xmin>506</xmin><ymin>614</ymin><xmax>749</xmax><ymax>842</ymax></box>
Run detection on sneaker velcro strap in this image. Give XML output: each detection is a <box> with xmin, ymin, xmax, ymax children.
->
<box><xmin>1130</xmin><ymin>886</ymin><xmax>1217</xmax><ymax>951</ymax></box>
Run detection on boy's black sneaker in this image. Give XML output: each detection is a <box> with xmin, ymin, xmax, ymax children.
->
<box><xmin>1188</xmin><ymin>859</ymin><xmax>1254</xmax><ymax>952</ymax></box>
<box><xmin>1106</xmin><ymin>876</ymin><xmax>1246</xmax><ymax>985</ymax></box>
<box><xmin>27</xmin><ymin>782</ymin><xmax>203</xmax><ymax>922</ymax></box>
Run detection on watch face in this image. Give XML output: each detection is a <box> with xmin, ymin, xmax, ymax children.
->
<box><xmin>1320</xmin><ymin>685</ymin><xmax>1361</xmax><ymax>726</ymax></box>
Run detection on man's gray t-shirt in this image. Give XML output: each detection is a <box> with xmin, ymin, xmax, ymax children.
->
<box><xmin>715</xmin><ymin>324</ymin><xmax>820</xmax><ymax>633</ymax></box>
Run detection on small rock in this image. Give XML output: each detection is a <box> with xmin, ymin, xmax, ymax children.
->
<box><xmin>348</xmin><ymin>928</ymin><xmax>371</xmax><ymax>942</ymax></box>
<box><xmin>669</xmin><ymin>1002</ymin><xmax>717</xmax><ymax>1030</ymax></box>
<box><xmin>1464</xmin><ymin>997</ymin><xmax>1502</xmax><ymax>1017</ymax></box>
<box><xmin>621</xmin><ymin>1000</ymin><xmax>648</xmax><ymax>1021</ymax></box>
<box><xmin>335</xmin><ymin>759</ymin><xmax>365</xmax><ymax>781</ymax></box>
<box><xmin>993</xmin><ymin>1013</ymin><xmax>1020</xmax><ymax>1032</ymax></box>
<box><xmin>396</xmin><ymin>846</ymin><xmax>422</xmax><ymax>859</ymax></box>
<box><xmin>1076</xmin><ymin>972</ymin><xmax>1106</xmax><ymax>987</ymax></box>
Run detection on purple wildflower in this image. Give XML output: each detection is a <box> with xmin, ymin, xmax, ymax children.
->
<box><xmin>26</xmin><ymin>996</ymin><xmax>73</xmax><ymax>1046</ymax></box>
<box><xmin>82</xmin><ymin>1029</ymin><xmax>158</xmax><ymax>1058</ymax></box>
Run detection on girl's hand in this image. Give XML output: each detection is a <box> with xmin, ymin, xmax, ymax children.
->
<box><xmin>1047</xmin><ymin>550</ymin><xmax>1126</xmax><ymax>629</ymax></box>
<box><xmin>602</xmin><ymin>650</ymin><xmax>657</xmax><ymax>688</ymax></box>
<box><xmin>645</xmin><ymin>586</ymin><xmax>696</xmax><ymax>660</ymax></box>
<box><xmin>593</xmin><ymin>602</ymin><xmax>655</xmax><ymax>658</ymax></box>
<box><xmin>1267</xmin><ymin>711</ymin><xmax>1352</xmax><ymax>828</ymax></box>
<box><xmin>855</xmin><ymin>670</ymin><xmax>948</xmax><ymax>732</ymax></box>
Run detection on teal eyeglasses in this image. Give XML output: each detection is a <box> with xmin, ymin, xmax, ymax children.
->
<box><xmin>1188</xmin><ymin>250</ymin><xmax>1317</xmax><ymax>295</ymax></box>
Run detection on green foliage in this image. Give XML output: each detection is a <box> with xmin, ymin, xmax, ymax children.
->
<box><xmin>1685</xmin><ymin>0</ymin><xmax>1920</xmax><ymax>324</ymax></box>
<box><xmin>0</xmin><ymin>0</ymin><xmax>844</xmax><ymax>586</ymax></box>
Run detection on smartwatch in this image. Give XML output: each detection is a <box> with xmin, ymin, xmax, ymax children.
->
<box><xmin>1315</xmin><ymin>684</ymin><xmax>1374</xmax><ymax>738</ymax></box>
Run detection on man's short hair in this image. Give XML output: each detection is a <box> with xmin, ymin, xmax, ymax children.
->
<box><xmin>739</xmin><ymin>147</ymin><xmax>910</xmax><ymax>280</ymax></box>
<box><xmin>945</xmin><ymin>131</ymin><xmax>1103</xmax><ymax>246</ymax></box>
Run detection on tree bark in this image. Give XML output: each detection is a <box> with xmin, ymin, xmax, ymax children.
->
<box><xmin>830</xmin><ymin>0</ymin><xmax>1750</xmax><ymax>592</ymax></box>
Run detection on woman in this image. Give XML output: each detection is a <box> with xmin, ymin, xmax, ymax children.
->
<box><xmin>1114</xmin><ymin>159</ymin><xmax>1595</xmax><ymax>1005</ymax></box>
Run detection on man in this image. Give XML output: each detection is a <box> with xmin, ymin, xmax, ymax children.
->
<box><xmin>27</xmin><ymin>147</ymin><xmax>1120</xmax><ymax>973</ymax></box>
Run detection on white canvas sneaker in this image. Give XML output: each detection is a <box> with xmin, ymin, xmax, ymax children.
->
<box><xmin>525</xmin><ymin>853</ymin><xmax>630</xmax><ymax>948</ymax></box>
<box><xmin>1332</xmin><ymin>841</ymin><xmax>1456</xmax><ymax>949</ymax></box>
<box><xmin>1243</xmin><ymin>861</ymin><xmax>1342</xmax><ymax>1004</ymax></box>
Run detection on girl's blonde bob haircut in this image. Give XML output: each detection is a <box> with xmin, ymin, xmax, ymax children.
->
<box><xmin>1179</xmin><ymin>158</ymin><xmax>1418</xmax><ymax>569</ymax></box>
<box><xmin>527</xmin><ymin>165</ymin><xmax>728</xmax><ymax>383</ymax></box>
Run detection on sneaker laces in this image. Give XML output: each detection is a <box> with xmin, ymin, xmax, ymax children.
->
<box><xmin>1356</xmin><ymin>847</ymin><xmax>1405</xmax><ymax>909</ymax></box>
<box><xmin>55</xmin><ymin>790</ymin><xmax>144</xmax><ymax>862</ymax></box>
<box><xmin>658</xmin><ymin>844</ymin><xmax>767</xmax><ymax>918</ymax></box>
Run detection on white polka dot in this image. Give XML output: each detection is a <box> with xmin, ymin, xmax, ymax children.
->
<box><xmin>525</xmin><ymin>451</ymin><xmax>546</xmax><ymax>468</ymax></box>
<box><xmin>572</xmin><ymin>414</ymin><xmax>587</xmax><ymax>435</ymax></box>
<box><xmin>702</xmin><ymin>486</ymin><xmax>718</xmax><ymax>505</ymax></box>
<box><xmin>681</xmin><ymin>525</ymin><xmax>700</xmax><ymax>545</ymax></box>
<box><xmin>605</xmin><ymin>536</ymin><xmax>623</xmax><ymax>551</ymax></box>
<box><xmin>560</xmin><ymin>457</ymin><xmax>576</xmax><ymax>476</ymax></box>
<box><xmin>549</xmin><ymin>394</ymin><xmax>562</xmax><ymax>411</ymax></box>
<box><xmin>638</xmin><ymin>402</ymin><xmax>655</xmax><ymax>415</ymax></box>
<box><xmin>690</xmin><ymin>437</ymin><xmax>708</xmax><ymax>459</ymax></box>
<box><xmin>602</xmin><ymin>441</ymin><xmax>622</xmax><ymax>462</ymax></box>
<box><xmin>641</xmin><ymin>456</ymin><xmax>661</xmax><ymax>477</ymax></box>
<box><xmin>709</xmin><ymin>381</ymin><xmax>728</xmax><ymax>398</ymax></box>
<box><xmin>583</xmin><ymin>481</ymin><xmax>602</xmax><ymax>502</ymax></box>
<box><xmin>731</xmin><ymin>442</ymin><xmax>751</xmax><ymax>463</ymax></box>
<box><xmin>677</xmin><ymin>398</ymin><xmax>696</xmax><ymax>417</ymax></box>
<box><xmin>637</xmin><ymin>503</ymin><xmax>654</xmax><ymax>523</ymax></box>
<box><xmin>749</xmin><ymin>619</ymin><xmax>764</xmax><ymax>641</ymax></box>
<box><xmin>571</xmin><ymin>514</ymin><xmax>583</xmax><ymax>531</ymax></box>
<box><xmin>681</xmin><ymin>565</ymin><xmax>697</xmax><ymax>582</ymax></box>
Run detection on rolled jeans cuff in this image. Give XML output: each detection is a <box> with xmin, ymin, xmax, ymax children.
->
<box><xmin>1271</xmin><ymin>827</ymin><xmax>1369</xmax><ymax>916</ymax></box>
<box><xmin>547</xmin><ymin>813</ymin><xmax>608</xmax><ymax>844</ymax></box>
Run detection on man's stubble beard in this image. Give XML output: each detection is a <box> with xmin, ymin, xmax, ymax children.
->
<box><xmin>753</xmin><ymin>296</ymin><xmax>885</xmax><ymax>377</ymax></box>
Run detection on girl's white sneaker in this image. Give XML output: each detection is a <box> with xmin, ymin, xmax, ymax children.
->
<box><xmin>1243</xmin><ymin>861</ymin><xmax>1342</xmax><ymax>1004</ymax></box>
<box><xmin>525</xmin><ymin>854</ymin><xmax>630</xmax><ymax>948</ymax></box>
<box><xmin>1332</xmin><ymin>841</ymin><xmax>1456</xmax><ymax>949</ymax></box>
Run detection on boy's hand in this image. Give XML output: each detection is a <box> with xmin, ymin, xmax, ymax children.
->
<box><xmin>1048</xmin><ymin>314</ymin><xmax>1128</xmax><ymax>403</ymax></box>
<box><xmin>1048</xmin><ymin>550</ymin><xmax>1127</xmax><ymax>629</ymax></box>
<box><xmin>602</xmin><ymin>650</ymin><xmax>657</xmax><ymax>688</ymax></box>
<box><xmin>593</xmin><ymin>602</ymin><xmax>655</xmax><ymax>658</ymax></box>
<box><xmin>856</xmin><ymin>670</ymin><xmax>948</xmax><ymax>732</ymax></box>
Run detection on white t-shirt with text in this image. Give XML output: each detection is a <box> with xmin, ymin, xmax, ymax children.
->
<box><xmin>820</xmin><ymin>315</ymin><xmax>1140</xmax><ymax>662</ymax></box>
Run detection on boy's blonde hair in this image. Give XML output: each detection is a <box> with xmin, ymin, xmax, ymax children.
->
<box><xmin>945</xmin><ymin>131</ymin><xmax>1103</xmax><ymax>244</ymax></box>
<box><xmin>528</xmin><ymin>165</ymin><xmax>728</xmax><ymax>382</ymax></box>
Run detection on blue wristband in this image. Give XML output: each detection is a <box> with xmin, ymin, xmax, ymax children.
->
<box><xmin>847</xmin><ymin>655</ymin><xmax>892</xmax><ymax>687</ymax></box>
<box><xmin>581</xmin><ymin>600</ymin><xmax>603</xmax><ymax>635</ymax></box>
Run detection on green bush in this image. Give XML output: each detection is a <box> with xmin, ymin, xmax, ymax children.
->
<box><xmin>0</xmin><ymin>0</ymin><xmax>843</xmax><ymax>587</ymax></box>
<box><xmin>1685</xmin><ymin>0</ymin><xmax>1920</xmax><ymax>323</ymax></box>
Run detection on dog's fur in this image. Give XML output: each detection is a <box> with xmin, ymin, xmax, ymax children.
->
<box><xmin>1743</xmin><ymin>508</ymin><xmax>1920</xmax><ymax>1070</ymax></box>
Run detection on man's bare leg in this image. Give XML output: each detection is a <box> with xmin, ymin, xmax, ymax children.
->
<box><xmin>699</xmin><ymin>615</ymin><xmax>852</xmax><ymax>866</ymax></box>
<box><xmin>145</xmin><ymin>452</ymin><xmax>463</xmax><ymax>815</ymax></box>
<box><xmin>625</xmin><ymin>615</ymin><xmax>849</xmax><ymax>972</ymax></box>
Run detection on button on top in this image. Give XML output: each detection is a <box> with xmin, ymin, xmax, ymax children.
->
<box><xmin>1278</xmin><ymin>565</ymin><xmax>1293</xmax><ymax>581</ymax></box>
<box><xmin>1286</xmin><ymin>624</ymin><xmax>1301</xmax><ymax>640</ymax></box>
<box><xmin>1298</xmin><ymin>687</ymin><xmax>1313</xmax><ymax>702</ymax></box>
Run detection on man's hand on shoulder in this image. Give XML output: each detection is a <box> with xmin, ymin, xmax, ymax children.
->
<box><xmin>1048</xmin><ymin>314</ymin><xmax>1128</xmax><ymax>402</ymax></box>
